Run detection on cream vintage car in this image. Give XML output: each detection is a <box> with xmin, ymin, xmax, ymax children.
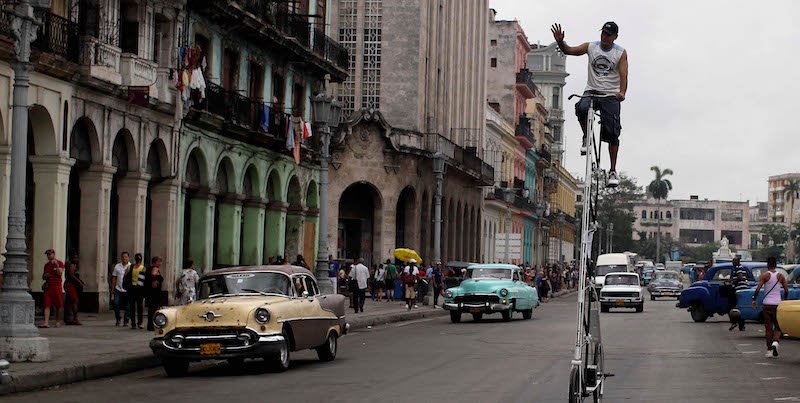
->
<box><xmin>149</xmin><ymin>265</ymin><xmax>348</xmax><ymax>376</ymax></box>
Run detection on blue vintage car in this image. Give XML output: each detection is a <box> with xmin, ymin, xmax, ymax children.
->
<box><xmin>732</xmin><ymin>265</ymin><xmax>800</xmax><ymax>322</ymax></box>
<box><xmin>676</xmin><ymin>262</ymin><xmax>762</xmax><ymax>322</ymax></box>
<box><xmin>443</xmin><ymin>264</ymin><xmax>538</xmax><ymax>323</ymax></box>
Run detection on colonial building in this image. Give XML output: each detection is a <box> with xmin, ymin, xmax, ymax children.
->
<box><xmin>767</xmin><ymin>173</ymin><xmax>800</xmax><ymax>224</ymax></box>
<box><xmin>0</xmin><ymin>0</ymin><xmax>185</xmax><ymax>311</ymax></box>
<box><xmin>328</xmin><ymin>0</ymin><xmax>492</xmax><ymax>267</ymax></box>
<box><xmin>547</xmin><ymin>162</ymin><xmax>578</xmax><ymax>264</ymax></box>
<box><xmin>528</xmin><ymin>42</ymin><xmax>568</xmax><ymax>164</ymax></box>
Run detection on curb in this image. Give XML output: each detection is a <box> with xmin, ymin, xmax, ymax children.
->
<box><xmin>347</xmin><ymin>308</ymin><xmax>449</xmax><ymax>330</ymax></box>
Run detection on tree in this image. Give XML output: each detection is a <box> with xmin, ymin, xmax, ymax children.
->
<box><xmin>755</xmin><ymin>223</ymin><xmax>789</xmax><ymax>262</ymax></box>
<box><xmin>591</xmin><ymin>171</ymin><xmax>644</xmax><ymax>255</ymax></box>
<box><xmin>647</xmin><ymin>166</ymin><xmax>673</xmax><ymax>264</ymax></box>
<box><xmin>782</xmin><ymin>179</ymin><xmax>800</xmax><ymax>262</ymax></box>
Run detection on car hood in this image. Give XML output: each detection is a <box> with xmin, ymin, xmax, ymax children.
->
<box><xmin>601</xmin><ymin>285</ymin><xmax>641</xmax><ymax>293</ymax></box>
<box><xmin>456</xmin><ymin>278</ymin><xmax>513</xmax><ymax>294</ymax></box>
<box><xmin>650</xmin><ymin>279</ymin><xmax>682</xmax><ymax>287</ymax></box>
<box><xmin>171</xmin><ymin>295</ymin><xmax>289</xmax><ymax>328</ymax></box>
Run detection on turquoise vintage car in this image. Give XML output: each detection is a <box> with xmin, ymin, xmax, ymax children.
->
<box><xmin>442</xmin><ymin>264</ymin><xmax>538</xmax><ymax>323</ymax></box>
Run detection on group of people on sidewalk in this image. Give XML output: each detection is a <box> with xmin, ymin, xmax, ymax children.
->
<box><xmin>40</xmin><ymin>249</ymin><xmax>85</xmax><ymax>328</ymax></box>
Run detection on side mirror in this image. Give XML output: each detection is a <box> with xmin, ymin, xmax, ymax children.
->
<box><xmin>302</xmin><ymin>291</ymin><xmax>309</xmax><ymax>298</ymax></box>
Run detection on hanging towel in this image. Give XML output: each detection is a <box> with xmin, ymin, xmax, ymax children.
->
<box><xmin>260</xmin><ymin>104</ymin><xmax>269</xmax><ymax>132</ymax></box>
<box><xmin>293</xmin><ymin>118</ymin><xmax>301</xmax><ymax>164</ymax></box>
<box><xmin>302</xmin><ymin>121</ymin><xmax>312</xmax><ymax>140</ymax></box>
<box><xmin>189</xmin><ymin>67</ymin><xmax>206</xmax><ymax>99</ymax></box>
<box><xmin>285</xmin><ymin>115</ymin><xmax>295</xmax><ymax>150</ymax></box>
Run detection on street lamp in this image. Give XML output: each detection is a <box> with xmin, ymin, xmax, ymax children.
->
<box><xmin>504</xmin><ymin>188</ymin><xmax>515</xmax><ymax>264</ymax></box>
<box><xmin>558</xmin><ymin>210</ymin><xmax>565</xmax><ymax>269</ymax></box>
<box><xmin>311</xmin><ymin>75</ymin><xmax>342</xmax><ymax>294</ymax></box>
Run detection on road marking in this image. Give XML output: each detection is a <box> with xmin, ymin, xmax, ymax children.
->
<box><xmin>755</xmin><ymin>362</ymin><xmax>774</xmax><ymax>366</ymax></box>
<box><xmin>393</xmin><ymin>317</ymin><xmax>439</xmax><ymax>327</ymax></box>
<box><xmin>741</xmin><ymin>351</ymin><xmax>760</xmax><ymax>354</ymax></box>
<box><xmin>737</xmin><ymin>343</ymin><xmax>751</xmax><ymax>346</ymax></box>
<box><xmin>762</xmin><ymin>377</ymin><xmax>786</xmax><ymax>381</ymax></box>
<box><xmin>774</xmin><ymin>398</ymin><xmax>800</xmax><ymax>401</ymax></box>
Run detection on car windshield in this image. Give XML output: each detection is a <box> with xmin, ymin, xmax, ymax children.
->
<box><xmin>605</xmin><ymin>275</ymin><xmax>639</xmax><ymax>286</ymax></box>
<box><xmin>199</xmin><ymin>272</ymin><xmax>291</xmax><ymax>298</ymax></box>
<box><xmin>750</xmin><ymin>267</ymin><xmax>788</xmax><ymax>280</ymax></box>
<box><xmin>596</xmin><ymin>265</ymin><xmax>626</xmax><ymax>276</ymax></box>
<box><xmin>653</xmin><ymin>272</ymin><xmax>678</xmax><ymax>281</ymax></box>
<box><xmin>467</xmin><ymin>268</ymin><xmax>512</xmax><ymax>279</ymax></box>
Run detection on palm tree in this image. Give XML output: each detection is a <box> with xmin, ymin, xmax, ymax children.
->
<box><xmin>783</xmin><ymin>179</ymin><xmax>800</xmax><ymax>262</ymax></box>
<box><xmin>648</xmin><ymin>166</ymin><xmax>673</xmax><ymax>263</ymax></box>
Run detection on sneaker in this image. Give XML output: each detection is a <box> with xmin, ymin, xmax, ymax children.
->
<box><xmin>414</xmin><ymin>304</ymin><xmax>419</xmax><ymax>309</ymax></box>
<box><xmin>580</xmin><ymin>136</ymin><xmax>587</xmax><ymax>155</ymax></box>
<box><xmin>607</xmin><ymin>170</ymin><xmax>619</xmax><ymax>188</ymax></box>
<box><xmin>765</xmin><ymin>350</ymin><xmax>773</xmax><ymax>358</ymax></box>
<box><xmin>115</xmin><ymin>320</ymin><xmax>120</xmax><ymax>327</ymax></box>
<box><xmin>433</xmin><ymin>305</ymin><xmax>439</xmax><ymax>308</ymax></box>
<box><xmin>772</xmin><ymin>341</ymin><xmax>779</xmax><ymax>357</ymax></box>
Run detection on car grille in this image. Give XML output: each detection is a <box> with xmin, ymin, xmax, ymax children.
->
<box><xmin>454</xmin><ymin>294</ymin><xmax>500</xmax><ymax>304</ymax></box>
<box><xmin>165</xmin><ymin>328</ymin><xmax>258</xmax><ymax>350</ymax></box>
<box><xmin>602</xmin><ymin>292</ymin><xmax>638</xmax><ymax>298</ymax></box>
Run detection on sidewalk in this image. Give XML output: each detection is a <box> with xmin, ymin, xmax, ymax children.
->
<box><xmin>0</xmin><ymin>289</ymin><xmax>576</xmax><ymax>395</ymax></box>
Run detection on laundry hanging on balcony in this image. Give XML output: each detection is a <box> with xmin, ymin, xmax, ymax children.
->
<box><xmin>189</xmin><ymin>67</ymin><xmax>206</xmax><ymax>99</ymax></box>
<box><xmin>285</xmin><ymin>115</ymin><xmax>295</xmax><ymax>151</ymax></box>
<box><xmin>302</xmin><ymin>121</ymin><xmax>312</xmax><ymax>139</ymax></box>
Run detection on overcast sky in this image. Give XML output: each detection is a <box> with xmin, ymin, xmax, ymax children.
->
<box><xmin>491</xmin><ymin>0</ymin><xmax>800</xmax><ymax>205</ymax></box>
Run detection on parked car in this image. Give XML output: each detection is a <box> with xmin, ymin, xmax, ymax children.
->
<box><xmin>777</xmin><ymin>300</ymin><xmax>800</xmax><ymax>338</ymax></box>
<box><xmin>149</xmin><ymin>265</ymin><xmax>348</xmax><ymax>377</ymax></box>
<box><xmin>677</xmin><ymin>262</ymin><xmax>764</xmax><ymax>322</ymax></box>
<box><xmin>443</xmin><ymin>264</ymin><xmax>538</xmax><ymax>322</ymax></box>
<box><xmin>655</xmin><ymin>263</ymin><xmax>665</xmax><ymax>270</ymax></box>
<box><xmin>642</xmin><ymin>268</ymin><xmax>655</xmax><ymax>286</ymax></box>
<box><xmin>599</xmin><ymin>272</ymin><xmax>643</xmax><ymax>313</ymax></box>
<box><xmin>647</xmin><ymin>270</ymin><xmax>683</xmax><ymax>300</ymax></box>
<box><xmin>731</xmin><ymin>266</ymin><xmax>800</xmax><ymax>322</ymax></box>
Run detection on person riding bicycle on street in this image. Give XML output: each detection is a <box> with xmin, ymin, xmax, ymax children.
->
<box><xmin>551</xmin><ymin>21</ymin><xmax>628</xmax><ymax>188</ymax></box>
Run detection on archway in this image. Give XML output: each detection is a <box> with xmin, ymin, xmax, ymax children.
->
<box><xmin>263</xmin><ymin>169</ymin><xmax>285</xmax><ymax>263</ymax></box>
<box><xmin>284</xmin><ymin>176</ymin><xmax>303</xmax><ymax>263</ymax></box>
<box><xmin>182</xmin><ymin>148</ymin><xmax>211</xmax><ymax>272</ymax></box>
<box><xmin>420</xmin><ymin>190</ymin><xmax>429</xmax><ymax>261</ymax></box>
<box><xmin>395</xmin><ymin>186</ymin><xmax>417</xmax><ymax>257</ymax></box>
<box><xmin>213</xmin><ymin>157</ymin><xmax>238</xmax><ymax>269</ymax></box>
<box><xmin>338</xmin><ymin>182</ymin><xmax>382</xmax><ymax>267</ymax></box>
<box><xmin>303</xmin><ymin>181</ymin><xmax>319</xmax><ymax>266</ymax></box>
<box><xmin>239</xmin><ymin>164</ymin><xmax>262</xmax><ymax>265</ymax></box>
<box><xmin>143</xmin><ymin>138</ymin><xmax>167</xmax><ymax>263</ymax></box>
<box><xmin>108</xmin><ymin>129</ymin><xmax>135</xmax><ymax>271</ymax></box>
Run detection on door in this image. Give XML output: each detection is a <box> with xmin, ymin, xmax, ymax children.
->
<box><xmin>303</xmin><ymin>221</ymin><xmax>316</xmax><ymax>265</ymax></box>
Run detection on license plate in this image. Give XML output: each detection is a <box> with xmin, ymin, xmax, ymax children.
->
<box><xmin>199</xmin><ymin>343</ymin><xmax>221</xmax><ymax>355</ymax></box>
<box><xmin>469</xmin><ymin>308</ymin><xmax>481</xmax><ymax>313</ymax></box>
<box><xmin>664</xmin><ymin>292</ymin><xmax>671</xmax><ymax>295</ymax></box>
<box><xmin>615</xmin><ymin>300</ymin><xmax>625</xmax><ymax>306</ymax></box>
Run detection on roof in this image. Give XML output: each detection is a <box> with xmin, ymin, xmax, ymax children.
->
<box><xmin>202</xmin><ymin>265</ymin><xmax>313</xmax><ymax>278</ymax></box>
<box><xmin>466</xmin><ymin>264</ymin><xmax>520</xmax><ymax>270</ymax></box>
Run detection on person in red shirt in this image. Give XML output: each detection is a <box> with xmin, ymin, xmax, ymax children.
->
<box><xmin>40</xmin><ymin>249</ymin><xmax>64</xmax><ymax>328</ymax></box>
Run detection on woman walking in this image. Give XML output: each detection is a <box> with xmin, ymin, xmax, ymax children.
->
<box><xmin>374</xmin><ymin>264</ymin><xmax>386</xmax><ymax>302</ymax></box>
<box><xmin>64</xmin><ymin>252</ymin><xmax>85</xmax><ymax>325</ymax></box>
<box><xmin>125</xmin><ymin>253</ymin><xmax>146</xmax><ymax>329</ymax></box>
<box><xmin>177</xmin><ymin>258</ymin><xmax>200</xmax><ymax>305</ymax></box>
<box><xmin>145</xmin><ymin>256</ymin><xmax>164</xmax><ymax>331</ymax></box>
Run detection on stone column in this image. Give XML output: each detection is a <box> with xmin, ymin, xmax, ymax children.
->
<box><xmin>240</xmin><ymin>199</ymin><xmax>266</xmax><ymax>266</ymax></box>
<box><xmin>29</xmin><ymin>156</ymin><xmax>74</xmax><ymax>292</ymax></box>
<box><xmin>0</xmin><ymin>145</ymin><xmax>10</xmax><ymax>258</ymax></box>
<box><xmin>432</xmin><ymin>157</ymin><xmax>444</xmax><ymax>264</ymax></box>
<box><xmin>116</xmin><ymin>172</ymin><xmax>150</xmax><ymax>257</ymax></box>
<box><xmin>264</xmin><ymin>202</ymin><xmax>287</xmax><ymax>261</ymax></box>
<box><xmin>78</xmin><ymin>165</ymin><xmax>115</xmax><ymax>312</ymax></box>
<box><xmin>215</xmin><ymin>197</ymin><xmax>243</xmax><ymax>267</ymax></box>
<box><xmin>186</xmin><ymin>191</ymin><xmax>215</xmax><ymax>273</ymax></box>
<box><xmin>150</xmin><ymin>179</ymin><xmax>179</xmax><ymax>302</ymax></box>
<box><xmin>284</xmin><ymin>206</ymin><xmax>306</xmax><ymax>261</ymax></box>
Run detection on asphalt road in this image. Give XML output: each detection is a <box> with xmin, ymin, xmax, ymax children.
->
<box><xmin>6</xmin><ymin>292</ymin><xmax>800</xmax><ymax>403</ymax></box>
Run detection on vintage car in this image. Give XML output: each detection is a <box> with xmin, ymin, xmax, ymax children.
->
<box><xmin>777</xmin><ymin>300</ymin><xmax>800</xmax><ymax>338</ymax></box>
<box><xmin>647</xmin><ymin>270</ymin><xmax>683</xmax><ymax>300</ymax></box>
<box><xmin>731</xmin><ymin>266</ymin><xmax>800</xmax><ymax>323</ymax></box>
<box><xmin>442</xmin><ymin>264</ymin><xmax>538</xmax><ymax>322</ymax></box>
<box><xmin>677</xmin><ymin>262</ymin><xmax>763</xmax><ymax>322</ymax></box>
<box><xmin>599</xmin><ymin>272</ymin><xmax>643</xmax><ymax>312</ymax></box>
<box><xmin>149</xmin><ymin>265</ymin><xmax>348</xmax><ymax>376</ymax></box>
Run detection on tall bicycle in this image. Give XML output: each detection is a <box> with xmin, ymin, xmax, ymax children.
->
<box><xmin>567</xmin><ymin>93</ymin><xmax>616</xmax><ymax>403</ymax></box>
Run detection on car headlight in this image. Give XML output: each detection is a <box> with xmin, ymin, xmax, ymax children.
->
<box><xmin>255</xmin><ymin>308</ymin><xmax>270</xmax><ymax>324</ymax></box>
<box><xmin>153</xmin><ymin>312</ymin><xmax>168</xmax><ymax>328</ymax></box>
<box><xmin>500</xmin><ymin>288</ymin><xmax>509</xmax><ymax>297</ymax></box>
<box><xmin>445</xmin><ymin>290</ymin><xmax>454</xmax><ymax>299</ymax></box>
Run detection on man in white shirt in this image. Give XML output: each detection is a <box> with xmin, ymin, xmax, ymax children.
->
<box><xmin>350</xmin><ymin>258</ymin><xmax>370</xmax><ymax>313</ymax></box>
<box><xmin>110</xmin><ymin>251</ymin><xmax>131</xmax><ymax>326</ymax></box>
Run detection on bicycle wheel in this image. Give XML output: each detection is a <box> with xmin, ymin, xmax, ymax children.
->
<box><xmin>568</xmin><ymin>365</ymin><xmax>582</xmax><ymax>403</ymax></box>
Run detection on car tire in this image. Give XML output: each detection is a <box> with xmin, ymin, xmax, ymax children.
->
<box><xmin>522</xmin><ymin>309</ymin><xmax>533</xmax><ymax>320</ymax></box>
<box><xmin>269</xmin><ymin>330</ymin><xmax>291</xmax><ymax>372</ymax></box>
<box><xmin>600</xmin><ymin>305</ymin><xmax>609</xmax><ymax>313</ymax></box>
<box><xmin>471</xmin><ymin>313</ymin><xmax>483</xmax><ymax>321</ymax></box>
<box><xmin>650</xmin><ymin>294</ymin><xmax>656</xmax><ymax>301</ymax></box>
<box><xmin>690</xmin><ymin>304</ymin><xmax>708</xmax><ymax>323</ymax></box>
<box><xmin>316</xmin><ymin>331</ymin><xmax>338</xmax><ymax>362</ymax></box>
<box><xmin>162</xmin><ymin>359</ymin><xmax>189</xmax><ymax>378</ymax></box>
<box><xmin>636</xmin><ymin>303</ymin><xmax>644</xmax><ymax>313</ymax></box>
<box><xmin>450</xmin><ymin>311</ymin><xmax>462</xmax><ymax>323</ymax></box>
<box><xmin>501</xmin><ymin>310</ymin><xmax>512</xmax><ymax>322</ymax></box>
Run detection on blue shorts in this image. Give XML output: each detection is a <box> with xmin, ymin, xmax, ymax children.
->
<box><xmin>575</xmin><ymin>90</ymin><xmax>621</xmax><ymax>146</ymax></box>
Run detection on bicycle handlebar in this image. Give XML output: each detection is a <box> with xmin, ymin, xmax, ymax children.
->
<box><xmin>568</xmin><ymin>93</ymin><xmax>618</xmax><ymax>100</ymax></box>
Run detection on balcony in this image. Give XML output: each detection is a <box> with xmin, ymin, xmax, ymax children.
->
<box><xmin>516</xmin><ymin>68</ymin><xmax>536</xmax><ymax>99</ymax></box>
<box><xmin>537</xmin><ymin>144</ymin><xmax>552</xmax><ymax>168</ymax></box>
<box><xmin>406</xmin><ymin>132</ymin><xmax>494</xmax><ymax>184</ymax></box>
<box><xmin>548</xmin><ymin>108</ymin><xmax>564</xmax><ymax>124</ymax></box>
<box><xmin>120</xmin><ymin>53</ymin><xmax>157</xmax><ymax>87</ymax></box>
<box><xmin>515</xmin><ymin>116</ymin><xmax>535</xmax><ymax>149</ymax></box>
<box><xmin>32</xmin><ymin>11</ymin><xmax>80</xmax><ymax>63</ymax></box>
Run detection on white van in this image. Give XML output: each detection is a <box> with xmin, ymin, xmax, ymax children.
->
<box><xmin>594</xmin><ymin>253</ymin><xmax>633</xmax><ymax>291</ymax></box>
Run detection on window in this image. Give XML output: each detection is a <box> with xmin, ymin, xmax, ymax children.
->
<box><xmin>248</xmin><ymin>61</ymin><xmax>264</xmax><ymax>100</ymax></box>
<box><xmin>338</xmin><ymin>0</ymin><xmax>358</xmax><ymax>115</ymax></box>
<box><xmin>721</xmin><ymin>209</ymin><xmax>743</xmax><ymax>222</ymax></box>
<box><xmin>292</xmin><ymin>82</ymin><xmax>305</xmax><ymax>117</ymax></box>
<box><xmin>491</xmin><ymin>58</ymin><xmax>497</xmax><ymax>67</ymax></box>
<box><xmin>679</xmin><ymin>208</ymin><xmax>715</xmax><ymax>221</ymax></box>
<box><xmin>490</xmin><ymin>39</ymin><xmax>497</xmax><ymax>46</ymax></box>
<box><xmin>721</xmin><ymin>230</ymin><xmax>743</xmax><ymax>246</ymax></box>
<box><xmin>666</xmin><ymin>211</ymin><xmax>672</xmax><ymax>219</ymax></box>
<box><xmin>222</xmin><ymin>48</ymin><xmax>239</xmax><ymax>90</ymax></box>
<box><xmin>552</xmin><ymin>87</ymin><xmax>560</xmax><ymax>108</ymax></box>
<box><xmin>666</xmin><ymin>232</ymin><xmax>671</xmax><ymax>239</ymax></box>
<box><xmin>641</xmin><ymin>210</ymin><xmax>646</xmax><ymax>219</ymax></box>
<box><xmin>361</xmin><ymin>0</ymin><xmax>382</xmax><ymax>109</ymax></box>
<box><xmin>272</xmin><ymin>71</ymin><xmax>285</xmax><ymax>110</ymax></box>
<box><xmin>302</xmin><ymin>275</ymin><xmax>319</xmax><ymax>296</ymax></box>
<box><xmin>679</xmin><ymin>229</ymin><xmax>715</xmax><ymax>244</ymax></box>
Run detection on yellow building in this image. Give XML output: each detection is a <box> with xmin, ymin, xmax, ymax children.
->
<box><xmin>548</xmin><ymin>162</ymin><xmax>578</xmax><ymax>265</ymax></box>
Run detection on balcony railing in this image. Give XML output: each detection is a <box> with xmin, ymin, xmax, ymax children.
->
<box><xmin>548</xmin><ymin>108</ymin><xmax>564</xmax><ymax>122</ymax></box>
<box><xmin>515</xmin><ymin>116</ymin><xmax>535</xmax><ymax>149</ymax></box>
<box><xmin>0</xmin><ymin>8</ymin><xmax>12</xmax><ymax>39</ymax></box>
<box><xmin>32</xmin><ymin>11</ymin><xmax>80</xmax><ymax>63</ymax></box>
<box><xmin>539</xmin><ymin>144</ymin><xmax>552</xmax><ymax>163</ymax></box>
<box><xmin>419</xmin><ymin>132</ymin><xmax>493</xmax><ymax>183</ymax></box>
<box><xmin>195</xmin><ymin>82</ymin><xmax>293</xmax><ymax>139</ymax></box>
<box><xmin>515</xmin><ymin>68</ymin><xmax>536</xmax><ymax>98</ymax></box>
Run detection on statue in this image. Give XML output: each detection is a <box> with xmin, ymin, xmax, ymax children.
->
<box><xmin>719</xmin><ymin>236</ymin><xmax>729</xmax><ymax>250</ymax></box>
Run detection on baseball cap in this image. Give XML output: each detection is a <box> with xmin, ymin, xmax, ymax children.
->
<box><xmin>409</xmin><ymin>258</ymin><xmax>417</xmax><ymax>263</ymax></box>
<box><xmin>601</xmin><ymin>21</ymin><xmax>618</xmax><ymax>35</ymax></box>
<box><xmin>45</xmin><ymin>249</ymin><xmax>55</xmax><ymax>255</ymax></box>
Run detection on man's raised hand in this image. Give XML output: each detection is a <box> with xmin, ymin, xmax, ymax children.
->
<box><xmin>551</xmin><ymin>23</ymin><xmax>565</xmax><ymax>43</ymax></box>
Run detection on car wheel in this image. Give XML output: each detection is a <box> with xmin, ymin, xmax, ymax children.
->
<box><xmin>316</xmin><ymin>331</ymin><xmax>338</xmax><ymax>361</ymax></box>
<box><xmin>568</xmin><ymin>365</ymin><xmax>582</xmax><ymax>403</ymax></box>
<box><xmin>450</xmin><ymin>311</ymin><xmax>462</xmax><ymax>323</ymax></box>
<box><xmin>269</xmin><ymin>330</ymin><xmax>291</xmax><ymax>372</ymax></box>
<box><xmin>471</xmin><ymin>313</ymin><xmax>483</xmax><ymax>321</ymax></box>
<box><xmin>636</xmin><ymin>303</ymin><xmax>644</xmax><ymax>313</ymax></box>
<box><xmin>162</xmin><ymin>359</ymin><xmax>189</xmax><ymax>378</ymax></box>
<box><xmin>600</xmin><ymin>305</ymin><xmax>609</xmax><ymax>313</ymax></box>
<box><xmin>690</xmin><ymin>304</ymin><xmax>708</xmax><ymax>323</ymax></box>
<box><xmin>650</xmin><ymin>294</ymin><xmax>656</xmax><ymax>301</ymax></box>
<box><xmin>522</xmin><ymin>309</ymin><xmax>533</xmax><ymax>320</ymax></box>
<box><xmin>501</xmin><ymin>310</ymin><xmax>512</xmax><ymax>322</ymax></box>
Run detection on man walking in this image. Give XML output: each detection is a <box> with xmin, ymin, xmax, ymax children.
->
<box><xmin>752</xmin><ymin>257</ymin><xmax>789</xmax><ymax>357</ymax></box>
<box><xmin>432</xmin><ymin>262</ymin><xmax>444</xmax><ymax>308</ymax></box>
<box><xmin>40</xmin><ymin>249</ymin><xmax>64</xmax><ymax>328</ymax></box>
<box><xmin>728</xmin><ymin>258</ymin><xmax>749</xmax><ymax>331</ymax></box>
<box><xmin>111</xmin><ymin>252</ymin><xmax>131</xmax><ymax>326</ymax></box>
<box><xmin>350</xmin><ymin>258</ymin><xmax>369</xmax><ymax>313</ymax></box>
<box><xmin>551</xmin><ymin>21</ymin><xmax>628</xmax><ymax>187</ymax></box>
<box><xmin>328</xmin><ymin>255</ymin><xmax>339</xmax><ymax>294</ymax></box>
<box><xmin>384</xmin><ymin>259</ymin><xmax>398</xmax><ymax>302</ymax></box>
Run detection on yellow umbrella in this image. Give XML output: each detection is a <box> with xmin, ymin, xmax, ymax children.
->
<box><xmin>393</xmin><ymin>248</ymin><xmax>422</xmax><ymax>263</ymax></box>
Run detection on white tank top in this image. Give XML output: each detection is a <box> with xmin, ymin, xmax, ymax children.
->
<box><xmin>763</xmin><ymin>271</ymin><xmax>782</xmax><ymax>306</ymax></box>
<box><xmin>586</xmin><ymin>41</ymin><xmax>625</xmax><ymax>94</ymax></box>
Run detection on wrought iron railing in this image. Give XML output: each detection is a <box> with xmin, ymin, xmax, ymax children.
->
<box><xmin>198</xmin><ymin>82</ymin><xmax>293</xmax><ymax>139</ymax></box>
<box><xmin>32</xmin><ymin>11</ymin><xmax>80</xmax><ymax>63</ymax></box>
<box><xmin>539</xmin><ymin>144</ymin><xmax>552</xmax><ymax>163</ymax></box>
<box><xmin>516</xmin><ymin>68</ymin><xmax>536</xmax><ymax>94</ymax></box>
<box><xmin>0</xmin><ymin>8</ymin><xmax>13</xmax><ymax>39</ymax></box>
<box><xmin>515</xmin><ymin>116</ymin><xmax>535</xmax><ymax>147</ymax></box>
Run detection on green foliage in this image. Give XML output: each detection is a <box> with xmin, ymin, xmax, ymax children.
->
<box><xmin>647</xmin><ymin>166</ymin><xmax>673</xmax><ymax>200</ymax></box>
<box><xmin>762</xmin><ymin>223</ymin><xmax>789</xmax><ymax>245</ymax></box>
<box><xmin>753</xmin><ymin>246</ymin><xmax>785</xmax><ymax>262</ymax></box>
<box><xmin>592</xmin><ymin>171</ymin><xmax>644</xmax><ymax>254</ymax></box>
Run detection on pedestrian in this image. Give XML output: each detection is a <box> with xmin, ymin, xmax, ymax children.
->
<box><xmin>338</xmin><ymin>262</ymin><xmax>349</xmax><ymax>296</ymax></box>
<box><xmin>728</xmin><ymin>259</ymin><xmax>749</xmax><ymax>331</ymax></box>
<box><xmin>64</xmin><ymin>252</ymin><xmax>85</xmax><ymax>325</ymax></box>
<box><xmin>384</xmin><ymin>259</ymin><xmax>397</xmax><ymax>302</ymax></box>
<box><xmin>751</xmin><ymin>257</ymin><xmax>789</xmax><ymax>357</ymax></box>
<box><xmin>375</xmin><ymin>264</ymin><xmax>386</xmax><ymax>302</ymax></box>
<box><xmin>125</xmin><ymin>253</ymin><xmax>146</xmax><ymax>329</ymax></box>
<box><xmin>39</xmin><ymin>249</ymin><xmax>64</xmax><ymax>328</ymax></box>
<box><xmin>177</xmin><ymin>258</ymin><xmax>200</xmax><ymax>305</ymax></box>
<box><xmin>293</xmin><ymin>254</ymin><xmax>309</xmax><ymax>269</ymax></box>
<box><xmin>432</xmin><ymin>261</ymin><xmax>444</xmax><ymax>308</ymax></box>
<box><xmin>268</xmin><ymin>256</ymin><xmax>275</xmax><ymax>265</ymax></box>
<box><xmin>328</xmin><ymin>255</ymin><xmax>339</xmax><ymax>294</ymax></box>
<box><xmin>540</xmin><ymin>272</ymin><xmax>551</xmax><ymax>303</ymax></box>
<box><xmin>145</xmin><ymin>256</ymin><xmax>165</xmax><ymax>331</ymax></box>
<box><xmin>425</xmin><ymin>263</ymin><xmax>434</xmax><ymax>278</ymax></box>
<box><xmin>369</xmin><ymin>264</ymin><xmax>377</xmax><ymax>301</ymax></box>
<box><xmin>350</xmin><ymin>258</ymin><xmax>369</xmax><ymax>313</ymax></box>
<box><xmin>402</xmin><ymin>259</ymin><xmax>420</xmax><ymax>309</ymax></box>
<box><xmin>111</xmin><ymin>251</ymin><xmax>131</xmax><ymax>326</ymax></box>
<box><xmin>552</xmin><ymin>21</ymin><xmax>627</xmax><ymax>187</ymax></box>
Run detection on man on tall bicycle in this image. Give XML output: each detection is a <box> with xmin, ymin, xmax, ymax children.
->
<box><xmin>551</xmin><ymin>21</ymin><xmax>628</xmax><ymax>188</ymax></box>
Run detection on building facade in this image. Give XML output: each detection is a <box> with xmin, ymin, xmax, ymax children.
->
<box><xmin>768</xmin><ymin>173</ymin><xmax>800</xmax><ymax>224</ymax></box>
<box><xmin>548</xmin><ymin>162</ymin><xmax>578</xmax><ymax>264</ymax></box>
<box><xmin>528</xmin><ymin>42</ymin><xmax>568</xmax><ymax>164</ymax></box>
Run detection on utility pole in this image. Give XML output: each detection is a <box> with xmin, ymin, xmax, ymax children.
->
<box><xmin>608</xmin><ymin>222</ymin><xmax>614</xmax><ymax>253</ymax></box>
<box><xmin>432</xmin><ymin>157</ymin><xmax>444</xmax><ymax>265</ymax></box>
<box><xmin>0</xmin><ymin>0</ymin><xmax>51</xmax><ymax>362</ymax></box>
